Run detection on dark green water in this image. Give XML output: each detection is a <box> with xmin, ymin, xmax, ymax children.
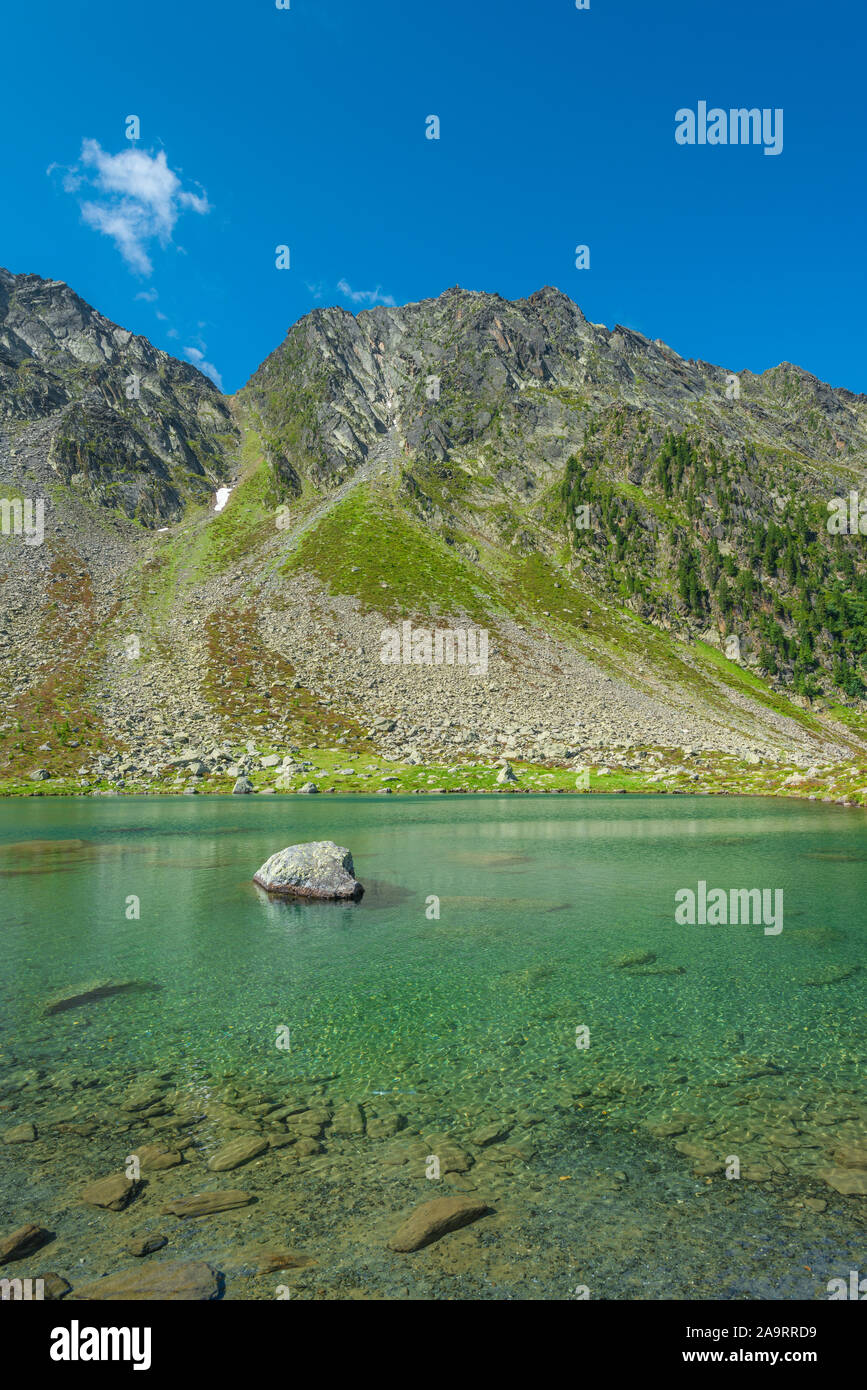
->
<box><xmin>0</xmin><ymin>795</ymin><xmax>864</xmax><ymax>1300</ymax></box>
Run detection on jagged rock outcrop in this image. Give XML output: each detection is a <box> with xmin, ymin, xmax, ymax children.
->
<box><xmin>242</xmin><ymin>284</ymin><xmax>867</xmax><ymax>497</ymax></box>
<box><xmin>0</xmin><ymin>268</ymin><xmax>237</xmax><ymax>523</ymax></box>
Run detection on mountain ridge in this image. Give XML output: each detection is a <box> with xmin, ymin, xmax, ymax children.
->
<box><xmin>2</xmin><ymin>265</ymin><xmax>867</xmax><ymax>799</ymax></box>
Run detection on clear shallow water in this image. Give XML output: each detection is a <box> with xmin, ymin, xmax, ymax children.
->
<box><xmin>0</xmin><ymin>795</ymin><xmax>864</xmax><ymax>1300</ymax></box>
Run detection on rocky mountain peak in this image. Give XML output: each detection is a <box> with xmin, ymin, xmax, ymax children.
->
<box><xmin>0</xmin><ymin>267</ymin><xmax>236</xmax><ymax>525</ymax></box>
<box><xmin>241</xmin><ymin>282</ymin><xmax>867</xmax><ymax>503</ymax></box>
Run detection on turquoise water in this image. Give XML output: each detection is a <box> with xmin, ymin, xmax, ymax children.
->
<box><xmin>0</xmin><ymin>795</ymin><xmax>864</xmax><ymax>1299</ymax></box>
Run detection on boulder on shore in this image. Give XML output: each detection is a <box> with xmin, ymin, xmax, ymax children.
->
<box><xmin>253</xmin><ymin>840</ymin><xmax>364</xmax><ymax>900</ymax></box>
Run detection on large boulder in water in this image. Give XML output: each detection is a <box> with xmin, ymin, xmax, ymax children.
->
<box><xmin>253</xmin><ymin>841</ymin><xmax>364</xmax><ymax>900</ymax></box>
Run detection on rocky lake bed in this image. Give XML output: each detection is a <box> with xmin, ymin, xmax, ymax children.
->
<box><xmin>1</xmin><ymin>1035</ymin><xmax>865</xmax><ymax>1301</ymax></box>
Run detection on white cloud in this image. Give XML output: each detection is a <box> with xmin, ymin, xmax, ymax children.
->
<box><xmin>337</xmin><ymin>278</ymin><xmax>396</xmax><ymax>307</ymax></box>
<box><xmin>183</xmin><ymin>345</ymin><xmax>223</xmax><ymax>391</ymax></box>
<box><xmin>135</xmin><ymin>288</ymin><xmax>159</xmax><ymax>302</ymax></box>
<box><xmin>47</xmin><ymin>161</ymin><xmax>84</xmax><ymax>193</ymax></box>
<box><xmin>55</xmin><ymin>139</ymin><xmax>210</xmax><ymax>276</ymax></box>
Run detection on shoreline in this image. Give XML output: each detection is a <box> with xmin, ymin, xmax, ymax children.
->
<box><xmin>3</xmin><ymin>755</ymin><xmax>867</xmax><ymax>809</ymax></box>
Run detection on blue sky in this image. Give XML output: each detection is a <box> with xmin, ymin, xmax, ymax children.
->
<box><xmin>1</xmin><ymin>0</ymin><xmax>864</xmax><ymax>394</ymax></box>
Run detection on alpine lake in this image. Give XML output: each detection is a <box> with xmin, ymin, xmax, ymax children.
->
<box><xmin>0</xmin><ymin>793</ymin><xmax>864</xmax><ymax>1300</ymax></box>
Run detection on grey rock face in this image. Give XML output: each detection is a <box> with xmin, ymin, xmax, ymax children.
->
<box><xmin>0</xmin><ymin>267</ymin><xmax>237</xmax><ymax>524</ymax></box>
<box><xmin>253</xmin><ymin>840</ymin><xmax>364</xmax><ymax>900</ymax></box>
<box><xmin>241</xmin><ymin>283</ymin><xmax>867</xmax><ymax>500</ymax></box>
<box><xmin>232</xmin><ymin>776</ymin><xmax>254</xmax><ymax>794</ymax></box>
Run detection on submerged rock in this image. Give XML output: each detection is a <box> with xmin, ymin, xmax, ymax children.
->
<box><xmin>39</xmin><ymin>1273</ymin><xmax>71</xmax><ymax>1300</ymax></box>
<box><xmin>128</xmin><ymin>1235</ymin><xmax>169</xmax><ymax>1257</ymax></box>
<box><xmin>221</xmin><ymin>1244</ymin><xmax>316</xmax><ymax>1275</ymax></box>
<box><xmin>611</xmin><ymin>951</ymin><xmax>656</xmax><ymax>969</ymax></box>
<box><xmin>43</xmin><ymin>979</ymin><xmax>151</xmax><ymax>1016</ymax></box>
<box><xmin>387</xmin><ymin>1196</ymin><xmax>492</xmax><ymax>1252</ymax></box>
<box><xmin>0</xmin><ymin>1223</ymin><xmax>53</xmax><ymax>1265</ymax></box>
<box><xmin>207</xmin><ymin>1135</ymin><xmax>269</xmax><ymax>1172</ymax></box>
<box><xmin>818</xmin><ymin>1166</ymin><xmax>867</xmax><ymax>1196</ymax></box>
<box><xmin>134</xmin><ymin>1143</ymin><xmax>183</xmax><ymax>1172</ymax></box>
<box><xmin>69</xmin><ymin>1260</ymin><xmax>221</xmax><ymax>1301</ymax></box>
<box><xmin>161</xmin><ymin>1190</ymin><xmax>254</xmax><ymax>1218</ymax></box>
<box><xmin>253</xmin><ymin>841</ymin><xmax>364</xmax><ymax>900</ymax></box>
<box><xmin>833</xmin><ymin>1143</ymin><xmax>867</xmax><ymax>1169</ymax></box>
<box><xmin>470</xmin><ymin>1121</ymin><xmax>512</xmax><ymax>1148</ymax></box>
<box><xmin>330</xmin><ymin>1103</ymin><xmax>365</xmax><ymax>1136</ymax></box>
<box><xmin>80</xmin><ymin>1173</ymin><xmax>140</xmax><ymax>1211</ymax></box>
<box><xmin>2</xmin><ymin>1123</ymin><xmax>36</xmax><ymax>1143</ymax></box>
